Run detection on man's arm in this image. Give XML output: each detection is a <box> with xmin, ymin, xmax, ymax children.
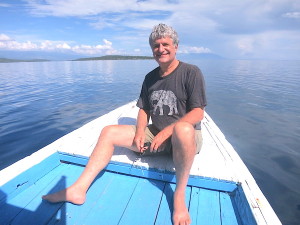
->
<box><xmin>133</xmin><ymin>108</ymin><xmax>150</xmax><ymax>152</ymax></box>
<box><xmin>177</xmin><ymin>107</ymin><xmax>204</xmax><ymax>126</ymax></box>
<box><xmin>151</xmin><ymin>107</ymin><xmax>204</xmax><ymax>151</ymax></box>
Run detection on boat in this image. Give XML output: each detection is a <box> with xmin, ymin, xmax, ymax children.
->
<box><xmin>0</xmin><ymin>100</ymin><xmax>281</xmax><ymax>224</ymax></box>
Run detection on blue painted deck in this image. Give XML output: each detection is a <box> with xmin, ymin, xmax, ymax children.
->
<box><xmin>0</xmin><ymin>153</ymin><xmax>256</xmax><ymax>225</ymax></box>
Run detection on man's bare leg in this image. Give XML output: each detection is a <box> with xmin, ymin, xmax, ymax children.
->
<box><xmin>171</xmin><ymin>122</ymin><xmax>196</xmax><ymax>225</ymax></box>
<box><xmin>42</xmin><ymin>125</ymin><xmax>137</xmax><ymax>204</ymax></box>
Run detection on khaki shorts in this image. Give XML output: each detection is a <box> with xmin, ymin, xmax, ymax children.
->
<box><xmin>131</xmin><ymin>124</ymin><xmax>203</xmax><ymax>156</ymax></box>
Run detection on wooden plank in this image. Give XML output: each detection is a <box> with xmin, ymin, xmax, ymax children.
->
<box><xmin>190</xmin><ymin>187</ymin><xmax>221</xmax><ymax>225</ymax></box>
<box><xmin>9</xmin><ymin>165</ymin><xmax>85</xmax><ymax>225</ymax></box>
<box><xmin>189</xmin><ymin>187</ymin><xmax>200</xmax><ymax>225</ymax></box>
<box><xmin>0</xmin><ymin>163</ymin><xmax>70</xmax><ymax>225</ymax></box>
<box><xmin>154</xmin><ymin>183</ymin><xmax>175</xmax><ymax>225</ymax></box>
<box><xmin>0</xmin><ymin>144</ymin><xmax>59</xmax><ymax>187</ymax></box>
<box><xmin>118</xmin><ymin>178</ymin><xmax>165</xmax><ymax>225</ymax></box>
<box><xmin>154</xmin><ymin>183</ymin><xmax>191</xmax><ymax>225</ymax></box>
<box><xmin>219</xmin><ymin>192</ymin><xmax>239</xmax><ymax>225</ymax></box>
<box><xmin>81</xmin><ymin>172</ymin><xmax>140</xmax><ymax>225</ymax></box>
<box><xmin>0</xmin><ymin>153</ymin><xmax>60</xmax><ymax>204</ymax></box>
<box><xmin>188</xmin><ymin>175</ymin><xmax>236</xmax><ymax>193</ymax></box>
<box><xmin>47</xmin><ymin>169</ymin><xmax>120</xmax><ymax>225</ymax></box>
<box><xmin>231</xmin><ymin>186</ymin><xmax>257</xmax><ymax>225</ymax></box>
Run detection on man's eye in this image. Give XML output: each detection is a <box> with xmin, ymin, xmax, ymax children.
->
<box><xmin>153</xmin><ymin>44</ymin><xmax>169</xmax><ymax>48</ymax></box>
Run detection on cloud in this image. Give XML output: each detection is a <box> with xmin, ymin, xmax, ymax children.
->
<box><xmin>24</xmin><ymin>0</ymin><xmax>169</xmax><ymax>17</ymax></box>
<box><xmin>0</xmin><ymin>34</ymin><xmax>116</xmax><ymax>55</ymax></box>
<box><xmin>0</xmin><ymin>3</ymin><xmax>11</xmax><ymax>7</ymax></box>
<box><xmin>0</xmin><ymin>35</ymin><xmax>39</xmax><ymax>51</ymax></box>
<box><xmin>232</xmin><ymin>29</ymin><xmax>300</xmax><ymax>59</ymax></box>
<box><xmin>282</xmin><ymin>12</ymin><xmax>300</xmax><ymax>19</ymax></box>
<box><xmin>72</xmin><ymin>39</ymin><xmax>115</xmax><ymax>54</ymax></box>
<box><xmin>4</xmin><ymin>0</ymin><xmax>300</xmax><ymax>59</ymax></box>
<box><xmin>178</xmin><ymin>46</ymin><xmax>212</xmax><ymax>54</ymax></box>
<box><xmin>24</xmin><ymin>0</ymin><xmax>300</xmax><ymax>30</ymax></box>
<box><xmin>0</xmin><ymin>34</ymin><xmax>12</xmax><ymax>41</ymax></box>
<box><xmin>23</xmin><ymin>0</ymin><xmax>300</xmax><ymax>37</ymax></box>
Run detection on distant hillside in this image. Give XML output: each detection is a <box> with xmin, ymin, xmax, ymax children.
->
<box><xmin>0</xmin><ymin>58</ymin><xmax>50</xmax><ymax>63</ymax></box>
<box><xmin>74</xmin><ymin>55</ymin><xmax>154</xmax><ymax>61</ymax></box>
<box><xmin>0</xmin><ymin>53</ymin><xmax>225</xmax><ymax>63</ymax></box>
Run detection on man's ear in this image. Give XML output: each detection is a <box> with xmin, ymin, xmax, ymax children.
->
<box><xmin>175</xmin><ymin>44</ymin><xmax>178</xmax><ymax>52</ymax></box>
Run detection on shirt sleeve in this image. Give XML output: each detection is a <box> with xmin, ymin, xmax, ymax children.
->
<box><xmin>136</xmin><ymin>79</ymin><xmax>150</xmax><ymax>111</ymax></box>
<box><xmin>186</xmin><ymin>66</ymin><xmax>207</xmax><ymax>110</ymax></box>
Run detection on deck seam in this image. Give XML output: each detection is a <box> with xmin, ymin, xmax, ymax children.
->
<box><xmin>117</xmin><ymin>178</ymin><xmax>140</xmax><ymax>225</ymax></box>
<box><xmin>153</xmin><ymin>182</ymin><xmax>167</xmax><ymax>225</ymax></box>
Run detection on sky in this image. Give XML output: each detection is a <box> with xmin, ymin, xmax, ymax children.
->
<box><xmin>0</xmin><ymin>0</ymin><xmax>299</xmax><ymax>60</ymax></box>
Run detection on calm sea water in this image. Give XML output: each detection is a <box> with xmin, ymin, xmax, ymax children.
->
<box><xmin>0</xmin><ymin>59</ymin><xmax>299</xmax><ymax>224</ymax></box>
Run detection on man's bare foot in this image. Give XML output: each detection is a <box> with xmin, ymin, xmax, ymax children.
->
<box><xmin>172</xmin><ymin>191</ymin><xmax>191</xmax><ymax>225</ymax></box>
<box><xmin>42</xmin><ymin>186</ymin><xmax>86</xmax><ymax>205</ymax></box>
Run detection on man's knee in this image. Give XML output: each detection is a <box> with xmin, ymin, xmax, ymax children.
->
<box><xmin>173</xmin><ymin>122</ymin><xmax>195</xmax><ymax>138</ymax></box>
<box><xmin>100</xmin><ymin>125</ymin><xmax>119</xmax><ymax>138</ymax></box>
<box><xmin>172</xmin><ymin>122</ymin><xmax>196</xmax><ymax>152</ymax></box>
<box><xmin>100</xmin><ymin>125</ymin><xmax>136</xmax><ymax>148</ymax></box>
<box><xmin>172</xmin><ymin>122</ymin><xmax>196</xmax><ymax>157</ymax></box>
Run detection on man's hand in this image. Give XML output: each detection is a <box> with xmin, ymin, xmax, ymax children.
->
<box><xmin>150</xmin><ymin>107</ymin><xmax>204</xmax><ymax>152</ymax></box>
<box><xmin>150</xmin><ymin>127</ymin><xmax>172</xmax><ymax>152</ymax></box>
<box><xmin>133</xmin><ymin>131</ymin><xmax>146</xmax><ymax>153</ymax></box>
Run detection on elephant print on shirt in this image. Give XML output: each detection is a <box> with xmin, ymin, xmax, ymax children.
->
<box><xmin>150</xmin><ymin>90</ymin><xmax>178</xmax><ymax>116</ymax></box>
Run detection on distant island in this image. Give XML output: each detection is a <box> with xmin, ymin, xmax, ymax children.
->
<box><xmin>0</xmin><ymin>58</ymin><xmax>50</xmax><ymax>63</ymax></box>
<box><xmin>0</xmin><ymin>53</ymin><xmax>224</xmax><ymax>63</ymax></box>
<box><xmin>74</xmin><ymin>55</ymin><xmax>154</xmax><ymax>61</ymax></box>
<box><xmin>0</xmin><ymin>55</ymin><xmax>154</xmax><ymax>63</ymax></box>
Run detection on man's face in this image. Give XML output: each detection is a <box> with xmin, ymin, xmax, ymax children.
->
<box><xmin>151</xmin><ymin>37</ymin><xmax>178</xmax><ymax>65</ymax></box>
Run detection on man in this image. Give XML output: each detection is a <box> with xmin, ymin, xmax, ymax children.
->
<box><xmin>43</xmin><ymin>24</ymin><xmax>207</xmax><ymax>225</ymax></box>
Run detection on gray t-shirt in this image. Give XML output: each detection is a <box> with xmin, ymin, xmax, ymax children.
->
<box><xmin>137</xmin><ymin>61</ymin><xmax>207</xmax><ymax>131</ymax></box>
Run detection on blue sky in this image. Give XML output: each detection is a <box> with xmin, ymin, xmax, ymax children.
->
<box><xmin>0</xmin><ymin>0</ymin><xmax>299</xmax><ymax>60</ymax></box>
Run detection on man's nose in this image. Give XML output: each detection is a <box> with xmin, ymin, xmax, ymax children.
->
<box><xmin>158</xmin><ymin>44</ymin><xmax>164</xmax><ymax>52</ymax></box>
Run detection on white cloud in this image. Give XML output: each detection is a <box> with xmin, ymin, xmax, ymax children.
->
<box><xmin>178</xmin><ymin>46</ymin><xmax>212</xmax><ymax>54</ymax></box>
<box><xmin>25</xmin><ymin>0</ymin><xmax>156</xmax><ymax>17</ymax></box>
<box><xmin>0</xmin><ymin>37</ymin><xmax>39</xmax><ymax>51</ymax></box>
<box><xmin>4</xmin><ymin>0</ymin><xmax>300</xmax><ymax>59</ymax></box>
<box><xmin>282</xmin><ymin>12</ymin><xmax>300</xmax><ymax>19</ymax></box>
<box><xmin>102</xmin><ymin>39</ymin><xmax>112</xmax><ymax>46</ymax></box>
<box><xmin>0</xmin><ymin>35</ymin><xmax>115</xmax><ymax>55</ymax></box>
<box><xmin>0</xmin><ymin>34</ymin><xmax>12</xmax><ymax>41</ymax></box>
<box><xmin>23</xmin><ymin>0</ymin><xmax>300</xmax><ymax>36</ymax></box>
<box><xmin>232</xmin><ymin>29</ymin><xmax>300</xmax><ymax>59</ymax></box>
<box><xmin>72</xmin><ymin>39</ymin><xmax>113</xmax><ymax>54</ymax></box>
<box><xmin>56</xmin><ymin>43</ymin><xmax>72</xmax><ymax>50</ymax></box>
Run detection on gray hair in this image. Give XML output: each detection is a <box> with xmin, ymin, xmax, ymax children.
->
<box><xmin>149</xmin><ymin>24</ymin><xmax>179</xmax><ymax>47</ymax></box>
